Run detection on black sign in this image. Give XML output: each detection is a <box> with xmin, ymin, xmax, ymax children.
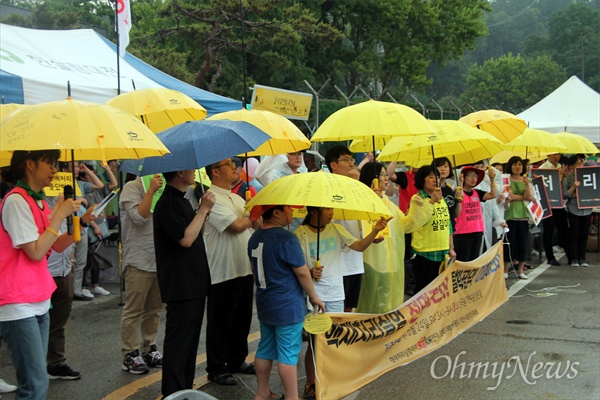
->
<box><xmin>532</xmin><ymin>176</ymin><xmax>552</xmax><ymax>219</ymax></box>
<box><xmin>533</xmin><ymin>169</ymin><xmax>563</xmax><ymax>208</ymax></box>
<box><xmin>576</xmin><ymin>166</ymin><xmax>600</xmax><ymax>209</ymax></box>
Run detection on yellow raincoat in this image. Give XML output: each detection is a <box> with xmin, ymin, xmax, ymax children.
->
<box><xmin>356</xmin><ymin>194</ymin><xmax>433</xmax><ymax>314</ymax></box>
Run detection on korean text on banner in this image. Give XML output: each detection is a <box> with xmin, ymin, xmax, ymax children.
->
<box><xmin>313</xmin><ymin>240</ymin><xmax>508</xmax><ymax>400</ymax></box>
<box><xmin>44</xmin><ymin>172</ymin><xmax>82</xmax><ymax>197</ymax></box>
<box><xmin>117</xmin><ymin>0</ymin><xmax>132</xmax><ymax>57</ymax></box>
<box><xmin>250</xmin><ymin>84</ymin><xmax>313</xmax><ymax>120</ymax></box>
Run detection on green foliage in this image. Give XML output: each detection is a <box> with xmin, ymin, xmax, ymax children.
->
<box><xmin>460</xmin><ymin>53</ymin><xmax>567</xmax><ymax>111</ymax></box>
<box><xmin>318</xmin><ymin>0</ymin><xmax>489</xmax><ymax>98</ymax></box>
<box><xmin>526</xmin><ymin>2</ymin><xmax>600</xmax><ymax>91</ymax></box>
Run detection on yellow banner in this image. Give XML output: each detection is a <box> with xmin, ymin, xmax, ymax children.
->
<box><xmin>250</xmin><ymin>84</ymin><xmax>312</xmax><ymax>120</ymax></box>
<box><xmin>44</xmin><ymin>172</ymin><xmax>82</xmax><ymax>197</ymax></box>
<box><xmin>314</xmin><ymin>240</ymin><xmax>508</xmax><ymax>399</ymax></box>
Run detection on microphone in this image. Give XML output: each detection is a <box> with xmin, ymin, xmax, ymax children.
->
<box><xmin>64</xmin><ymin>185</ymin><xmax>74</xmax><ymax>235</ymax></box>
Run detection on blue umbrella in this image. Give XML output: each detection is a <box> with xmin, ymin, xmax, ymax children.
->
<box><xmin>120</xmin><ymin>119</ymin><xmax>270</xmax><ymax>175</ymax></box>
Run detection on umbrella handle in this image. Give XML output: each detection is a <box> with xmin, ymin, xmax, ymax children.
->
<box><xmin>246</xmin><ymin>189</ymin><xmax>252</xmax><ymax>201</ymax></box>
<box><xmin>314</xmin><ymin>260</ymin><xmax>322</xmax><ymax>282</ymax></box>
<box><xmin>73</xmin><ymin>216</ymin><xmax>81</xmax><ymax>242</ymax></box>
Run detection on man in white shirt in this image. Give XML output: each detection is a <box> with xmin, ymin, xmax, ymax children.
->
<box><xmin>325</xmin><ymin>145</ymin><xmax>364</xmax><ymax>312</ymax></box>
<box><xmin>204</xmin><ymin>158</ymin><xmax>261</xmax><ymax>385</ymax></box>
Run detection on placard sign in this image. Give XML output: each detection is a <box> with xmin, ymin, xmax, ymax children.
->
<box><xmin>576</xmin><ymin>166</ymin><xmax>600</xmax><ymax>209</ymax></box>
<box><xmin>532</xmin><ymin>168</ymin><xmax>563</xmax><ymax>208</ymax></box>
<box><xmin>531</xmin><ymin>176</ymin><xmax>552</xmax><ymax>220</ymax></box>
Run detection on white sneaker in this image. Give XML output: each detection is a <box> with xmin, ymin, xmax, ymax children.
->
<box><xmin>81</xmin><ymin>288</ymin><xmax>95</xmax><ymax>298</ymax></box>
<box><xmin>0</xmin><ymin>378</ymin><xmax>17</xmax><ymax>393</ymax></box>
<box><xmin>518</xmin><ymin>273</ymin><xmax>529</xmax><ymax>280</ymax></box>
<box><xmin>92</xmin><ymin>286</ymin><xmax>110</xmax><ymax>296</ymax></box>
<box><xmin>504</xmin><ymin>273</ymin><xmax>509</xmax><ymax>279</ymax></box>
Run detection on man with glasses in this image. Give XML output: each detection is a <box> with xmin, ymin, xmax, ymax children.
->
<box><xmin>204</xmin><ymin>159</ymin><xmax>261</xmax><ymax>385</ymax></box>
<box><xmin>325</xmin><ymin>146</ymin><xmax>364</xmax><ymax>312</ymax></box>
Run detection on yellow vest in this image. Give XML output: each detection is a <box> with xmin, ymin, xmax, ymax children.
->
<box><xmin>411</xmin><ymin>199</ymin><xmax>451</xmax><ymax>252</ymax></box>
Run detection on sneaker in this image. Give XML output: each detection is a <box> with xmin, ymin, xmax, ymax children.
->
<box><xmin>303</xmin><ymin>382</ymin><xmax>316</xmax><ymax>400</ymax></box>
<box><xmin>548</xmin><ymin>259</ymin><xmax>561</xmax><ymax>266</ymax></box>
<box><xmin>0</xmin><ymin>378</ymin><xmax>17</xmax><ymax>393</ymax></box>
<box><xmin>82</xmin><ymin>288</ymin><xmax>95</xmax><ymax>298</ymax></box>
<box><xmin>517</xmin><ymin>273</ymin><xmax>528</xmax><ymax>280</ymax></box>
<box><xmin>504</xmin><ymin>273</ymin><xmax>509</xmax><ymax>279</ymax></box>
<box><xmin>47</xmin><ymin>364</ymin><xmax>82</xmax><ymax>380</ymax></box>
<box><xmin>122</xmin><ymin>350</ymin><xmax>149</xmax><ymax>374</ymax></box>
<box><xmin>73</xmin><ymin>294</ymin><xmax>93</xmax><ymax>301</ymax></box>
<box><xmin>142</xmin><ymin>345</ymin><xmax>163</xmax><ymax>368</ymax></box>
<box><xmin>579</xmin><ymin>259</ymin><xmax>589</xmax><ymax>267</ymax></box>
<box><xmin>553</xmin><ymin>245</ymin><xmax>565</xmax><ymax>253</ymax></box>
<box><xmin>570</xmin><ymin>260</ymin><xmax>580</xmax><ymax>267</ymax></box>
<box><xmin>92</xmin><ymin>286</ymin><xmax>110</xmax><ymax>296</ymax></box>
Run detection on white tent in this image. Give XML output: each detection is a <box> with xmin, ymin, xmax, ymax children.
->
<box><xmin>0</xmin><ymin>24</ymin><xmax>241</xmax><ymax>115</ymax></box>
<box><xmin>518</xmin><ymin>76</ymin><xmax>600</xmax><ymax>144</ymax></box>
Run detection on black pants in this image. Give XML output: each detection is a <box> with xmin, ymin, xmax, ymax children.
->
<box><xmin>567</xmin><ymin>213</ymin><xmax>591</xmax><ymax>262</ymax></box>
<box><xmin>206</xmin><ymin>275</ymin><xmax>254</xmax><ymax>377</ymax></box>
<box><xmin>412</xmin><ymin>255</ymin><xmax>442</xmax><ymax>294</ymax></box>
<box><xmin>543</xmin><ymin>208</ymin><xmax>569</xmax><ymax>261</ymax></box>
<box><xmin>162</xmin><ymin>297</ymin><xmax>206</xmax><ymax>397</ymax></box>
<box><xmin>48</xmin><ymin>270</ymin><xmax>74</xmax><ymax>367</ymax></box>
<box><xmin>454</xmin><ymin>232</ymin><xmax>483</xmax><ymax>262</ymax></box>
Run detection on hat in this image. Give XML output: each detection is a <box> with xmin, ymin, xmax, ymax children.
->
<box><xmin>250</xmin><ymin>205</ymin><xmax>277</xmax><ymax>221</ymax></box>
<box><xmin>461</xmin><ymin>166</ymin><xmax>484</xmax><ymax>186</ymax></box>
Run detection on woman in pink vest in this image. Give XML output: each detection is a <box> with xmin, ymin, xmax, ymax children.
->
<box><xmin>453</xmin><ymin>166</ymin><xmax>498</xmax><ymax>262</ymax></box>
<box><xmin>0</xmin><ymin>150</ymin><xmax>94</xmax><ymax>400</ymax></box>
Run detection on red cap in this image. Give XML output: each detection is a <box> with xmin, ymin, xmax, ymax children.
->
<box><xmin>461</xmin><ymin>166</ymin><xmax>485</xmax><ymax>186</ymax></box>
<box><xmin>250</xmin><ymin>205</ymin><xmax>277</xmax><ymax>221</ymax></box>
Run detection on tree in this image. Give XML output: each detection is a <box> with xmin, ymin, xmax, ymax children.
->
<box><xmin>129</xmin><ymin>0</ymin><xmax>341</xmax><ymax>99</ymax></box>
<box><xmin>460</xmin><ymin>53</ymin><xmax>567</xmax><ymax>111</ymax></box>
<box><xmin>525</xmin><ymin>2</ymin><xmax>600</xmax><ymax>91</ymax></box>
<box><xmin>315</xmin><ymin>0</ymin><xmax>489</xmax><ymax>100</ymax></box>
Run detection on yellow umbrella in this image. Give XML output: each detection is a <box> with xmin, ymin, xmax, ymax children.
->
<box><xmin>0</xmin><ymin>97</ymin><xmax>170</xmax><ymax>163</ymax></box>
<box><xmin>553</xmin><ymin>132</ymin><xmax>599</xmax><ymax>154</ymax></box>
<box><xmin>503</xmin><ymin>128</ymin><xmax>567</xmax><ymax>156</ymax></box>
<box><xmin>0</xmin><ymin>103</ymin><xmax>27</xmax><ymax>122</ymax></box>
<box><xmin>207</xmin><ymin>108</ymin><xmax>310</xmax><ymax>156</ymax></box>
<box><xmin>459</xmin><ymin>109</ymin><xmax>527</xmax><ymax>143</ymax></box>
<box><xmin>377</xmin><ymin>120</ymin><xmax>504</xmax><ymax>166</ymax></box>
<box><xmin>490</xmin><ymin>150</ymin><xmax>548</xmax><ymax>165</ymax></box>
<box><xmin>245</xmin><ymin>171</ymin><xmax>392</xmax><ymax>221</ymax></box>
<box><xmin>311</xmin><ymin>100</ymin><xmax>436</xmax><ymax>152</ymax></box>
<box><xmin>105</xmin><ymin>88</ymin><xmax>208</xmax><ymax>133</ymax></box>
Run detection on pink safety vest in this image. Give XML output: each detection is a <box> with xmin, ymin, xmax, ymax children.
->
<box><xmin>0</xmin><ymin>187</ymin><xmax>57</xmax><ymax>306</ymax></box>
<box><xmin>454</xmin><ymin>189</ymin><xmax>485</xmax><ymax>235</ymax></box>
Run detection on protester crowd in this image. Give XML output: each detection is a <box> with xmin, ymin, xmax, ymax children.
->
<box><xmin>0</xmin><ymin>147</ymin><xmax>597</xmax><ymax>400</ymax></box>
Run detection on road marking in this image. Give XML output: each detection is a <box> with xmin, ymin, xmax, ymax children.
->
<box><xmin>102</xmin><ymin>331</ymin><xmax>261</xmax><ymax>400</ymax></box>
<box><xmin>507</xmin><ymin>260</ymin><xmax>552</xmax><ymax>298</ymax></box>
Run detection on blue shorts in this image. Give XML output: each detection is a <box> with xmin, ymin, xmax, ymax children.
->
<box><xmin>256</xmin><ymin>321</ymin><xmax>304</xmax><ymax>366</ymax></box>
<box><xmin>308</xmin><ymin>299</ymin><xmax>344</xmax><ymax>314</ymax></box>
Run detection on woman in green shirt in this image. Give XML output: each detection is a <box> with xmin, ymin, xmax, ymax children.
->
<box><xmin>503</xmin><ymin>156</ymin><xmax>534</xmax><ymax>279</ymax></box>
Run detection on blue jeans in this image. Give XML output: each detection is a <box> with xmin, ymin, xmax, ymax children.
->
<box><xmin>0</xmin><ymin>313</ymin><xmax>50</xmax><ymax>400</ymax></box>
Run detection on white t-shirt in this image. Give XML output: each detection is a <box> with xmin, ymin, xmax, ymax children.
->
<box><xmin>204</xmin><ymin>185</ymin><xmax>253</xmax><ymax>284</ymax></box>
<box><xmin>0</xmin><ymin>193</ymin><xmax>51</xmax><ymax>321</ymax></box>
<box><xmin>294</xmin><ymin>223</ymin><xmax>357</xmax><ymax>302</ymax></box>
<box><xmin>334</xmin><ymin>219</ymin><xmax>364</xmax><ymax>276</ymax></box>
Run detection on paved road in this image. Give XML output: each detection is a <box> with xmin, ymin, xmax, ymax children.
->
<box><xmin>1</xmin><ymin>247</ymin><xmax>598</xmax><ymax>400</ymax></box>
